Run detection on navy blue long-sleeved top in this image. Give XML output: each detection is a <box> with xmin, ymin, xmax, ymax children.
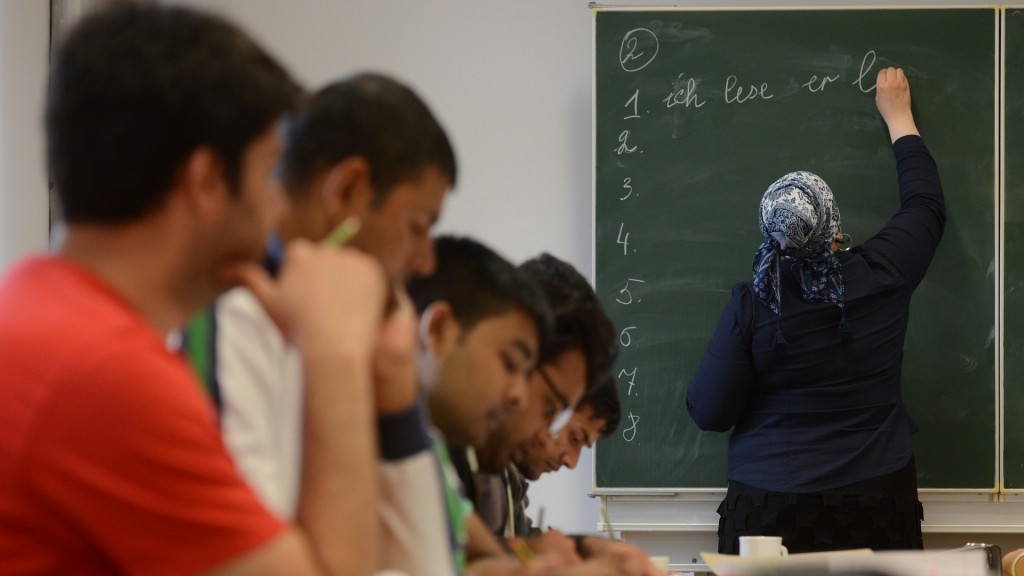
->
<box><xmin>685</xmin><ymin>135</ymin><xmax>945</xmax><ymax>493</ymax></box>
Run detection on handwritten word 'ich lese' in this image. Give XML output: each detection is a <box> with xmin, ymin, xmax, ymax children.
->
<box><xmin>662</xmin><ymin>50</ymin><xmax>880</xmax><ymax>109</ymax></box>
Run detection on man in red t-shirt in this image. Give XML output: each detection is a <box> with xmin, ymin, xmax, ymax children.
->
<box><xmin>0</xmin><ymin>4</ymin><xmax>394</xmax><ymax>575</ymax></box>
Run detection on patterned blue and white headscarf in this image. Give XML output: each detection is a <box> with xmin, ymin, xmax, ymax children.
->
<box><xmin>751</xmin><ymin>171</ymin><xmax>849</xmax><ymax>345</ymax></box>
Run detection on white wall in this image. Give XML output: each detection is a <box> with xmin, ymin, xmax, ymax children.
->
<box><xmin>1</xmin><ymin>0</ymin><xmax>1006</xmax><ymax>538</ymax></box>
<box><xmin>0</xmin><ymin>1</ymin><xmax>49</xmax><ymax>271</ymax></box>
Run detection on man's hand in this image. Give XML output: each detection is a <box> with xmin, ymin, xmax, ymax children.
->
<box><xmin>581</xmin><ymin>537</ymin><xmax>665</xmax><ymax>576</ymax></box>
<box><xmin>372</xmin><ymin>288</ymin><xmax>419</xmax><ymax>414</ymax></box>
<box><xmin>521</xmin><ymin>530</ymin><xmax>580</xmax><ymax>566</ymax></box>
<box><xmin>229</xmin><ymin>240</ymin><xmax>387</xmax><ymax>357</ymax></box>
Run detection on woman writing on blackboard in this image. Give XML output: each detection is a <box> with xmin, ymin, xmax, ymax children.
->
<box><xmin>685</xmin><ymin>67</ymin><xmax>945</xmax><ymax>554</ymax></box>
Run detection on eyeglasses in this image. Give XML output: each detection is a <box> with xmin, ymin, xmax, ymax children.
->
<box><xmin>537</xmin><ymin>366</ymin><xmax>573</xmax><ymax>435</ymax></box>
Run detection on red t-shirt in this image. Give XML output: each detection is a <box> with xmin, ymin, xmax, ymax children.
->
<box><xmin>0</xmin><ymin>257</ymin><xmax>284</xmax><ymax>575</ymax></box>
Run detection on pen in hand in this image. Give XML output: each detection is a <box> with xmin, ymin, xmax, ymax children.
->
<box><xmin>509</xmin><ymin>538</ymin><xmax>535</xmax><ymax>564</ymax></box>
<box><xmin>323</xmin><ymin>216</ymin><xmax>401</xmax><ymax>315</ymax></box>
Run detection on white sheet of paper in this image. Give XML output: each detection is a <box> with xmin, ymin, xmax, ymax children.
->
<box><xmin>701</xmin><ymin>548</ymin><xmax>987</xmax><ymax>576</ymax></box>
<box><xmin>702</xmin><ymin>548</ymin><xmax>871</xmax><ymax>575</ymax></box>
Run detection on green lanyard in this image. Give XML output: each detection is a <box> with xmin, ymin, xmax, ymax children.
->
<box><xmin>434</xmin><ymin>441</ymin><xmax>473</xmax><ymax>574</ymax></box>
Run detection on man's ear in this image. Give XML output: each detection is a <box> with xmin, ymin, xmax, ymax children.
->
<box><xmin>177</xmin><ymin>146</ymin><xmax>228</xmax><ymax>221</ymax></box>
<box><xmin>421</xmin><ymin>301</ymin><xmax>459</xmax><ymax>356</ymax></box>
<box><xmin>321</xmin><ymin>156</ymin><xmax>374</xmax><ymax>227</ymax></box>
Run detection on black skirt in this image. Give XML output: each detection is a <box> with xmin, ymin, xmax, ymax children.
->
<box><xmin>717</xmin><ymin>457</ymin><xmax>924</xmax><ymax>554</ymax></box>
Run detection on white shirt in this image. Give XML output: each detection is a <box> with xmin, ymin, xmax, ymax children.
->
<box><xmin>214</xmin><ymin>286</ymin><xmax>457</xmax><ymax>575</ymax></box>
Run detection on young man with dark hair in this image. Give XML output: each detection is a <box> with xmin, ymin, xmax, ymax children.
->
<box><xmin>408</xmin><ymin>236</ymin><xmax>552</xmax><ymax>450</ymax></box>
<box><xmin>0</xmin><ymin>4</ymin><xmax>390</xmax><ymax>575</ymax></box>
<box><xmin>275</xmin><ymin>72</ymin><xmax>457</xmax><ymax>282</ymax></box>
<box><xmin>406</xmin><ymin>235</ymin><xmax>556</xmax><ymax>573</ymax></box>
<box><xmin>186</xmin><ymin>72</ymin><xmax>459</xmax><ymax>574</ymax></box>
<box><xmin>46</xmin><ymin>6</ymin><xmax>298</xmax><ymax>229</ymax></box>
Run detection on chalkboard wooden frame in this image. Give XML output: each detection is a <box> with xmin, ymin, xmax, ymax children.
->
<box><xmin>593</xmin><ymin>6</ymin><xmax>1001</xmax><ymax>493</ymax></box>
<box><xmin>1001</xmin><ymin>7</ymin><xmax>1024</xmax><ymax>492</ymax></box>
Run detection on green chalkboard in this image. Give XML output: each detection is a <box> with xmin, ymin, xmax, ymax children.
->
<box><xmin>593</xmin><ymin>8</ymin><xmax>997</xmax><ymax>490</ymax></box>
<box><xmin>1003</xmin><ymin>8</ymin><xmax>1024</xmax><ymax>491</ymax></box>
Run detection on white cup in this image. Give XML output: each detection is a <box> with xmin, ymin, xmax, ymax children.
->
<box><xmin>739</xmin><ymin>535</ymin><xmax>788</xmax><ymax>557</ymax></box>
<box><xmin>649</xmin><ymin>555</ymin><xmax>670</xmax><ymax>574</ymax></box>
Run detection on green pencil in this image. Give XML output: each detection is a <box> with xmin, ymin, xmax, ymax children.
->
<box><xmin>324</xmin><ymin>217</ymin><xmax>361</xmax><ymax>247</ymax></box>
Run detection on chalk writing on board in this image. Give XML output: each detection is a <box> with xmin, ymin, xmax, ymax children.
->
<box><xmin>803</xmin><ymin>73</ymin><xmax>840</xmax><ymax>93</ymax></box>
<box><xmin>663</xmin><ymin>74</ymin><xmax>706</xmax><ymax>108</ymax></box>
<box><xmin>624</xmin><ymin>89</ymin><xmax>641</xmax><ymax>119</ymax></box>
<box><xmin>613</xmin><ymin>45</ymin><xmax>648</xmax><ymax>446</ymax></box>
<box><xmin>620</xmin><ymin>177</ymin><xmax>633</xmax><ymax>200</ymax></box>
<box><xmin>853</xmin><ymin>50</ymin><xmax>878</xmax><ymax>93</ymax></box>
<box><xmin>620</xmin><ymin>326</ymin><xmax>637</xmax><ymax>348</ymax></box>
<box><xmin>724</xmin><ymin>75</ymin><xmax>774</xmax><ymax>103</ymax></box>
<box><xmin>658</xmin><ymin>50</ymin><xmax>883</xmax><ymax>110</ymax></box>
<box><xmin>619</xmin><ymin>367</ymin><xmax>638</xmax><ymax>396</ymax></box>
<box><xmin>616</xmin><ymin>223</ymin><xmax>630</xmax><ymax>255</ymax></box>
<box><xmin>623</xmin><ymin>412</ymin><xmax>641</xmax><ymax>442</ymax></box>
<box><xmin>615</xmin><ymin>278</ymin><xmax>646</xmax><ymax>305</ymax></box>
<box><xmin>619</xmin><ymin>28</ymin><xmax>659</xmax><ymax>72</ymax></box>
<box><xmin>616</xmin><ymin>130</ymin><xmax>637</xmax><ymax>154</ymax></box>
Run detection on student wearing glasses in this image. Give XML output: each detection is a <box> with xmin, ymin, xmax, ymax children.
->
<box><xmin>475</xmin><ymin>376</ymin><xmax>620</xmax><ymax>541</ymax></box>
<box><xmin>508</xmin><ymin>378</ymin><xmax>663</xmax><ymax>576</ymax></box>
